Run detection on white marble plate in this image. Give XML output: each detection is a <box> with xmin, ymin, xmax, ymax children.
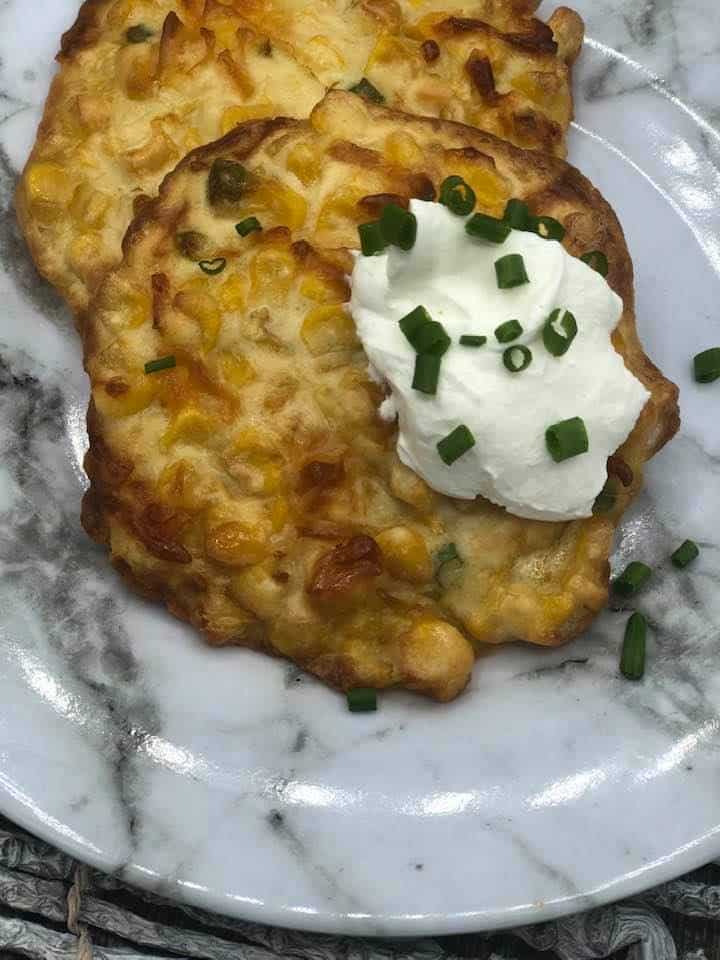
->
<box><xmin>1</xmin><ymin>0</ymin><xmax>719</xmax><ymax>937</ymax></box>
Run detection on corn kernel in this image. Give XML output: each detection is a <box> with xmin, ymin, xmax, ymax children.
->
<box><xmin>161</xmin><ymin>406</ymin><xmax>216</xmax><ymax>450</ymax></box>
<box><xmin>92</xmin><ymin>377</ymin><xmax>157</xmax><ymax>418</ymax></box>
<box><xmin>244</xmin><ymin>181</ymin><xmax>307</xmax><ymax>231</ymax></box>
<box><xmin>175</xmin><ymin>288</ymin><xmax>222</xmax><ymax>351</ymax></box>
<box><xmin>69</xmin><ymin>182</ymin><xmax>112</xmax><ymax>229</ymax></box>
<box><xmin>229</xmin><ymin>426</ymin><xmax>279</xmax><ymax>455</ymax></box>
<box><xmin>286</xmin><ymin>142</ymin><xmax>321</xmax><ymax>186</ymax></box>
<box><xmin>367</xmin><ymin>33</ymin><xmax>414</xmax><ymax>68</ymax></box>
<box><xmin>220</xmin><ymin>353</ymin><xmax>256</xmax><ymax>388</ymax></box>
<box><xmin>443</xmin><ymin>159</ymin><xmax>508</xmax><ymax>215</ymax></box>
<box><xmin>218</xmin><ymin>273</ymin><xmax>249</xmax><ymax>312</ymax></box>
<box><xmin>156</xmin><ymin>459</ymin><xmax>202</xmax><ymax>510</ymax></box>
<box><xmin>299</xmin><ymin>273</ymin><xmax>343</xmax><ymax>303</ymax></box>
<box><xmin>249</xmin><ymin>247</ymin><xmax>296</xmax><ymax>302</ymax></box>
<box><xmin>230</xmin><ymin>563</ymin><xmax>285</xmax><ymax>617</ymax></box>
<box><xmin>304</xmin><ymin>35</ymin><xmax>346</xmax><ymax>76</ymax></box>
<box><xmin>301</xmin><ymin>304</ymin><xmax>357</xmax><ymax>356</ymax></box>
<box><xmin>206</xmin><ymin>521</ymin><xmax>268</xmax><ymax>567</ymax></box>
<box><xmin>69</xmin><ymin>232</ymin><xmax>102</xmax><ymax>277</ymax></box>
<box><xmin>376</xmin><ymin>526</ymin><xmax>432</xmax><ymax>583</ymax></box>
<box><xmin>383</xmin><ymin>131</ymin><xmax>424</xmax><ymax>168</ymax></box>
<box><xmin>269</xmin><ymin>495</ymin><xmax>289</xmax><ymax>531</ymax></box>
<box><xmin>220</xmin><ymin>101</ymin><xmax>275</xmax><ymax>135</ymax></box>
<box><xmin>24</xmin><ymin>162</ymin><xmax>74</xmax><ymax>221</ymax></box>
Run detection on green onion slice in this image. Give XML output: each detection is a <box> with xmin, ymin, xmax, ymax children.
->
<box><xmin>144</xmin><ymin>355</ymin><xmax>176</xmax><ymax>375</ymax></box>
<box><xmin>399</xmin><ymin>305</ymin><xmax>432</xmax><ymax>347</ymax></box>
<box><xmin>503</xmin><ymin>345</ymin><xmax>532</xmax><ymax>373</ymax></box>
<box><xmin>581</xmin><ymin>250</ymin><xmax>609</xmax><ymax>277</ymax></box>
<box><xmin>439</xmin><ymin>176</ymin><xmax>476</xmax><ymax>216</ymax></box>
<box><xmin>347</xmin><ymin>688</ymin><xmax>378</xmax><ymax>712</ymax></box>
<box><xmin>495</xmin><ymin>253</ymin><xmax>529</xmax><ymax>289</ymax></box>
<box><xmin>437</xmin><ymin>425</ymin><xmax>475</xmax><ymax>465</ymax></box>
<box><xmin>545</xmin><ymin>416</ymin><xmax>589</xmax><ymax>462</ymax></box>
<box><xmin>503</xmin><ymin>198</ymin><xmax>531</xmax><ymax>231</ymax></box>
<box><xmin>434</xmin><ymin>542</ymin><xmax>464</xmax><ymax>587</ymax></box>
<box><xmin>620</xmin><ymin>612</ymin><xmax>647</xmax><ymax>681</ymax></box>
<box><xmin>412</xmin><ymin>354</ymin><xmax>442</xmax><ymax>395</ymax></box>
<box><xmin>693</xmin><ymin>348</ymin><xmax>720</xmax><ymax>383</ymax></box>
<box><xmin>235</xmin><ymin>216</ymin><xmax>262</xmax><ymax>237</ymax></box>
<box><xmin>671</xmin><ymin>539</ymin><xmax>699</xmax><ymax>568</ymax></box>
<box><xmin>435</xmin><ymin>542</ymin><xmax>459</xmax><ymax>566</ymax></box>
<box><xmin>543</xmin><ymin>308</ymin><xmax>578</xmax><ymax>356</ymax></box>
<box><xmin>126</xmin><ymin>24</ymin><xmax>153</xmax><ymax>43</ymax></box>
<box><xmin>358</xmin><ymin>220</ymin><xmax>387</xmax><ymax>256</ymax></box>
<box><xmin>592</xmin><ymin>485</ymin><xmax>617</xmax><ymax>514</ymax></box>
<box><xmin>380</xmin><ymin>203</ymin><xmax>417</xmax><ymax>251</ymax></box>
<box><xmin>199</xmin><ymin>257</ymin><xmax>226</xmax><ymax>275</ymax></box>
<box><xmin>349</xmin><ymin>78</ymin><xmax>384</xmax><ymax>103</ymax></box>
<box><xmin>459</xmin><ymin>334</ymin><xmax>487</xmax><ymax>347</ymax></box>
<box><xmin>494</xmin><ymin>318</ymin><xmax>523</xmax><ymax>343</ymax></box>
<box><xmin>613</xmin><ymin>561</ymin><xmax>652</xmax><ymax>597</ymax></box>
<box><xmin>414</xmin><ymin>320</ymin><xmax>451</xmax><ymax>356</ymax></box>
<box><xmin>533</xmin><ymin>215</ymin><xmax>565</xmax><ymax>241</ymax></box>
<box><xmin>465</xmin><ymin>212</ymin><xmax>510</xmax><ymax>244</ymax></box>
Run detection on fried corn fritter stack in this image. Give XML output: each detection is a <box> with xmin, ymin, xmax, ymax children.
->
<box><xmin>82</xmin><ymin>93</ymin><xmax>679</xmax><ymax>700</ymax></box>
<box><xmin>17</xmin><ymin>0</ymin><xmax>582</xmax><ymax>314</ymax></box>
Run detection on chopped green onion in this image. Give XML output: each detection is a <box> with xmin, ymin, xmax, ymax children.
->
<box><xmin>380</xmin><ymin>203</ymin><xmax>417</xmax><ymax>251</ymax></box>
<box><xmin>349</xmin><ymin>78</ymin><xmax>384</xmax><ymax>103</ymax></box>
<box><xmin>613</xmin><ymin>561</ymin><xmax>652</xmax><ymax>597</ymax></box>
<box><xmin>439</xmin><ymin>176</ymin><xmax>476</xmax><ymax>216</ymax></box>
<box><xmin>235</xmin><ymin>216</ymin><xmax>262</xmax><ymax>237</ymax></box>
<box><xmin>532</xmin><ymin>215</ymin><xmax>565</xmax><ymax>241</ymax></box>
<box><xmin>199</xmin><ymin>257</ymin><xmax>226</xmax><ymax>275</ymax></box>
<box><xmin>693</xmin><ymin>348</ymin><xmax>720</xmax><ymax>383</ymax></box>
<box><xmin>207</xmin><ymin>159</ymin><xmax>248</xmax><ymax>205</ymax></box>
<box><xmin>581</xmin><ymin>250</ymin><xmax>609</xmax><ymax>277</ymax></box>
<box><xmin>503</xmin><ymin>345</ymin><xmax>532</xmax><ymax>373</ymax></box>
<box><xmin>399</xmin><ymin>305</ymin><xmax>432</xmax><ymax>347</ymax></box>
<box><xmin>545</xmin><ymin>416</ymin><xmax>589</xmax><ymax>462</ymax></box>
<box><xmin>459</xmin><ymin>334</ymin><xmax>487</xmax><ymax>347</ymax></box>
<box><xmin>592</xmin><ymin>485</ymin><xmax>617</xmax><ymax>514</ymax></box>
<box><xmin>412</xmin><ymin>354</ymin><xmax>442</xmax><ymax>394</ymax></box>
<box><xmin>620</xmin><ymin>612</ymin><xmax>647</xmax><ymax>681</ymax></box>
<box><xmin>543</xmin><ymin>308</ymin><xmax>578</xmax><ymax>357</ymax></box>
<box><xmin>494</xmin><ymin>318</ymin><xmax>523</xmax><ymax>343</ymax></box>
<box><xmin>495</xmin><ymin>253</ymin><xmax>529</xmax><ymax>289</ymax></box>
<box><xmin>465</xmin><ymin>212</ymin><xmax>510</xmax><ymax>244</ymax></box>
<box><xmin>503</xmin><ymin>198</ymin><xmax>531</xmax><ymax>231</ymax></box>
<box><xmin>671</xmin><ymin>539</ymin><xmax>699</xmax><ymax>569</ymax></box>
<box><xmin>435</xmin><ymin>542</ymin><xmax>459</xmax><ymax>566</ymax></box>
<box><xmin>415</xmin><ymin>320</ymin><xmax>451</xmax><ymax>356</ymax></box>
<box><xmin>358</xmin><ymin>220</ymin><xmax>387</xmax><ymax>256</ymax></box>
<box><xmin>126</xmin><ymin>24</ymin><xmax>153</xmax><ymax>43</ymax></box>
<box><xmin>144</xmin><ymin>355</ymin><xmax>176</xmax><ymax>375</ymax></box>
<box><xmin>437</xmin><ymin>425</ymin><xmax>475</xmax><ymax>465</ymax></box>
<box><xmin>347</xmin><ymin>687</ymin><xmax>378</xmax><ymax>712</ymax></box>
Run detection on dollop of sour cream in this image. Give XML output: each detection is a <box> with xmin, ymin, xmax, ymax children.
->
<box><xmin>349</xmin><ymin>200</ymin><xmax>650</xmax><ymax>522</ymax></box>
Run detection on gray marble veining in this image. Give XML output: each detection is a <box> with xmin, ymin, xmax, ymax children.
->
<box><xmin>0</xmin><ymin>0</ymin><xmax>719</xmax><ymax>937</ymax></box>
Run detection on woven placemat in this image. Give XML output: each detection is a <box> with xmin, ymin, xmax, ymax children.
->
<box><xmin>0</xmin><ymin>815</ymin><xmax>718</xmax><ymax>960</ymax></box>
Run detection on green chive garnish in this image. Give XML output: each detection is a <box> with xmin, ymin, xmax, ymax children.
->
<box><xmin>235</xmin><ymin>216</ymin><xmax>262</xmax><ymax>237</ymax></box>
<box><xmin>437</xmin><ymin>425</ymin><xmax>475</xmax><ymax>465</ymax></box>
<box><xmin>533</xmin><ymin>215</ymin><xmax>565</xmax><ymax>241</ymax></box>
<box><xmin>126</xmin><ymin>24</ymin><xmax>153</xmax><ymax>43</ymax></box>
<box><xmin>380</xmin><ymin>203</ymin><xmax>417</xmax><ymax>251</ymax></box>
<box><xmin>349</xmin><ymin>78</ymin><xmax>384</xmax><ymax>103</ymax></box>
<box><xmin>439</xmin><ymin>176</ymin><xmax>476</xmax><ymax>216</ymax></box>
<box><xmin>613</xmin><ymin>561</ymin><xmax>652</xmax><ymax>597</ymax></box>
<box><xmin>399</xmin><ymin>305</ymin><xmax>432</xmax><ymax>347</ymax></box>
<box><xmin>415</xmin><ymin>321</ymin><xmax>451</xmax><ymax>356</ymax></box>
<box><xmin>199</xmin><ymin>257</ymin><xmax>226</xmax><ymax>275</ymax></box>
<box><xmin>435</xmin><ymin>542</ymin><xmax>459</xmax><ymax>566</ymax></box>
<box><xmin>495</xmin><ymin>253</ymin><xmax>529</xmax><ymax>289</ymax></box>
<box><xmin>495</xmin><ymin>318</ymin><xmax>523</xmax><ymax>343</ymax></box>
<box><xmin>144</xmin><ymin>355</ymin><xmax>176</xmax><ymax>375</ymax></box>
<box><xmin>543</xmin><ymin>308</ymin><xmax>578</xmax><ymax>357</ymax></box>
<box><xmin>671</xmin><ymin>539</ymin><xmax>699</xmax><ymax>568</ymax></box>
<box><xmin>503</xmin><ymin>345</ymin><xmax>532</xmax><ymax>373</ymax></box>
<box><xmin>434</xmin><ymin>542</ymin><xmax>463</xmax><ymax>587</ymax></box>
<box><xmin>465</xmin><ymin>212</ymin><xmax>510</xmax><ymax>244</ymax></box>
<box><xmin>620</xmin><ymin>612</ymin><xmax>647</xmax><ymax>681</ymax></box>
<box><xmin>545</xmin><ymin>416</ymin><xmax>589</xmax><ymax>462</ymax></box>
<box><xmin>347</xmin><ymin>687</ymin><xmax>378</xmax><ymax>712</ymax></box>
<box><xmin>693</xmin><ymin>348</ymin><xmax>720</xmax><ymax>383</ymax></box>
<box><xmin>581</xmin><ymin>250</ymin><xmax>609</xmax><ymax>277</ymax></box>
<box><xmin>459</xmin><ymin>335</ymin><xmax>487</xmax><ymax>347</ymax></box>
<box><xmin>412</xmin><ymin>354</ymin><xmax>441</xmax><ymax>394</ymax></box>
<box><xmin>358</xmin><ymin>220</ymin><xmax>387</xmax><ymax>256</ymax></box>
<box><xmin>503</xmin><ymin>198</ymin><xmax>531</xmax><ymax>231</ymax></box>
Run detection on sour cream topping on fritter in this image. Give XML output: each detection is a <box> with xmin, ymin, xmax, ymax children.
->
<box><xmin>349</xmin><ymin>199</ymin><xmax>649</xmax><ymax>522</ymax></box>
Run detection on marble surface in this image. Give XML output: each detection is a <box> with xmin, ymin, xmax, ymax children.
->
<box><xmin>1</xmin><ymin>0</ymin><xmax>720</xmax><ymax>937</ymax></box>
